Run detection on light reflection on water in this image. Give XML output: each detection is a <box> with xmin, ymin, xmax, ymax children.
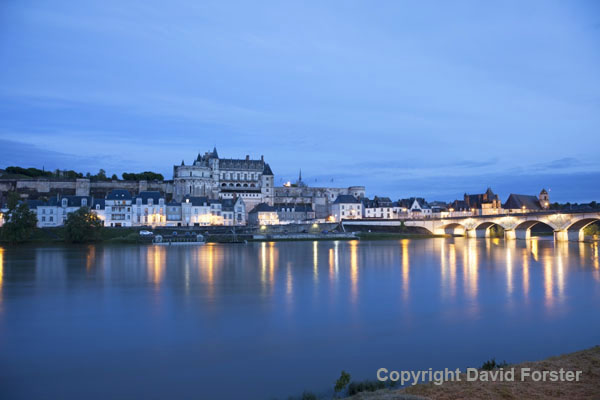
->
<box><xmin>0</xmin><ymin>238</ymin><xmax>599</xmax><ymax>400</ymax></box>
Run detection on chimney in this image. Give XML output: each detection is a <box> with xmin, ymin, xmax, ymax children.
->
<box><xmin>261</xmin><ymin>155</ymin><xmax>264</xmax><ymax>161</ymax></box>
<box><xmin>246</xmin><ymin>155</ymin><xmax>250</xmax><ymax>161</ymax></box>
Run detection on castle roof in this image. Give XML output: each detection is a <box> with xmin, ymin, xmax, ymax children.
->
<box><xmin>503</xmin><ymin>194</ymin><xmax>542</xmax><ymax>210</ymax></box>
<box><xmin>333</xmin><ymin>195</ymin><xmax>360</xmax><ymax>204</ymax></box>
<box><xmin>134</xmin><ymin>191</ymin><xmax>163</xmax><ymax>205</ymax></box>
<box><xmin>249</xmin><ymin>203</ymin><xmax>276</xmax><ymax>213</ymax></box>
<box><xmin>262</xmin><ymin>163</ymin><xmax>274</xmax><ymax>176</ymax></box>
<box><xmin>106</xmin><ymin>189</ymin><xmax>132</xmax><ymax>200</ymax></box>
<box><xmin>183</xmin><ymin>196</ymin><xmax>210</xmax><ymax>207</ymax></box>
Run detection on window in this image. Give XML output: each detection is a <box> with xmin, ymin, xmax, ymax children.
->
<box><xmin>49</xmin><ymin>216</ymin><xmax>53</xmax><ymax>222</ymax></box>
<box><xmin>42</xmin><ymin>216</ymin><xmax>46</xmax><ymax>222</ymax></box>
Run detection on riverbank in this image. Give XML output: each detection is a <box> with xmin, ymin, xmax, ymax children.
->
<box><xmin>345</xmin><ymin>346</ymin><xmax>600</xmax><ymax>400</ymax></box>
<box><xmin>0</xmin><ymin>226</ymin><xmax>447</xmax><ymax>244</ymax></box>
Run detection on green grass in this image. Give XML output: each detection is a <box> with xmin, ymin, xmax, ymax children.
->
<box><xmin>356</xmin><ymin>232</ymin><xmax>448</xmax><ymax>240</ymax></box>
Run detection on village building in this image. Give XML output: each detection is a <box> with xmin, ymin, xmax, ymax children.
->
<box><xmin>330</xmin><ymin>195</ymin><xmax>362</xmax><ymax>222</ymax></box>
<box><xmin>248</xmin><ymin>203</ymin><xmax>279</xmax><ymax>225</ymax></box>
<box><xmin>105</xmin><ymin>190</ymin><xmax>133</xmax><ymax>227</ymax></box>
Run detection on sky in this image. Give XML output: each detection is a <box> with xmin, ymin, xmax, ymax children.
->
<box><xmin>1</xmin><ymin>0</ymin><xmax>599</xmax><ymax>202</ymax></box>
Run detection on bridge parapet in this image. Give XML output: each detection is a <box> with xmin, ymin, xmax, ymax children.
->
<box><xmin>342</xmin><ymin>210</ymin><xmax>600</xmax><ymax>242</ymax></box>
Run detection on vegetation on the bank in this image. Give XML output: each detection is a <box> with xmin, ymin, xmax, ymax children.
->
<box><xmin>0</xmin><ymin>192</ymin><xmax>37</xmax><ymax>243</ymax></box>
<box><xmin>64</xmin><ymin>207</ymin><xmax>104</xmax><ymax>243</ymax></box>
<box><xmin>584</xmin><ymin>221</ymin><xmax>600</xmax><ymax>236</ymax></box>
<box><xmin>0</xmin><ymin>166</ymin><xmax>163</xmax><ymax>182</ymax></box>
<box><xmin>550</xmin><ymin>201</ymin><xmax>600</xmax><ymax>211</ymax></box>
<box><xmin>480</xmin><ymin>358</ymin><xmax>508</xmax><ymax>371</ymax></box>
<box><xmin>121</xmin><ymin>171</ymin><xmax>164</xmax><ymax>181</ymax></box>
<box><xmin>488</xmin><ymin>225</ymin><xmax>504</xmax><ymax>238</ymax></box>
<box><xmin>285</xmin><ymin>346</ymin><xmax>600</xmax><ymax>399</ymax></box>
<box><xmin>334</xmin><ymin>371</ymin><xmax>352</xmax><ymax>397</ymax></box>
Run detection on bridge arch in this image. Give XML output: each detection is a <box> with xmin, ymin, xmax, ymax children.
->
<box><xmin>436</xmin><ymin>223</ymin><xmax>466</xmax><ymax>236</ymax></box>
<box><xmin>562</xmin><ymin>217</ymin><xmax>600</xmax><ymax>241</ymax></box>
<box><xmin>511</xmin><ymin>220</ymin><xmax>555</xmax><ymax>240</ymax></box>
<box><xmin>470</xmin><ymin>221</ymin><xmax>505</xmax><ymax>238</ymax></box>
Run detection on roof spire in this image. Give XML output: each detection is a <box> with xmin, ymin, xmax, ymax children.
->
<box><xmin>299</xmin><ymin>168</ymin><xmax>302</xmax><ymax>182</ymax></box>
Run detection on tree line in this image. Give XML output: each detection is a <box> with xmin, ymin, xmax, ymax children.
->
<box><xmin>1</xmin><ymin>166</ymin><xmax>164</xmax><ymax>181</ymax></box>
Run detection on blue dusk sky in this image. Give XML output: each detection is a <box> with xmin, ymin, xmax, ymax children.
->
<box><xmin>1</xmin><ymin>1</ymin><xmax>599</xmax><ymax>202</ymax></box>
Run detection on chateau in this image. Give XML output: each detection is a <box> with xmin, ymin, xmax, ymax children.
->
<box><xmin>173</xmin><ymin>148</ymin><xmax>274</xmax><ymax>213</ymax></box>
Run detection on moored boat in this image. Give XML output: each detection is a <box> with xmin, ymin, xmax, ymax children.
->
<box><xmin>153</xmin><ymin>233</ymin><xmax>206</xmax><ymax>246</ymax></box>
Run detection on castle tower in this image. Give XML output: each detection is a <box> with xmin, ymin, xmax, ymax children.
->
<box><xmin>539</xmin><ymin>189</ymin><xmax>549</xmax><ymax>209</ymax></box>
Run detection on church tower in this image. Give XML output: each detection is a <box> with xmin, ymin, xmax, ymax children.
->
<box><xmin>539</xmin><ymin>189</ymin><xmax>549</xmax><ymax>209</ymax></box>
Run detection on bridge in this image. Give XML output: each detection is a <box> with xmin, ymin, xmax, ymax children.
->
<box><xmin>342</xmin><ymin>211</ymin><xmax>600</xmax><ymax>242</ymax></box>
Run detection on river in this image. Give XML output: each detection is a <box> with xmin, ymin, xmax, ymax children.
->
<box><xmin>0</xmin><ymin>238</ymin><xmax>599</xmax><ymax>399</ymax></box>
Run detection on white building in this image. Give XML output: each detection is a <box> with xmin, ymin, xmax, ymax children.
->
<box><xmin>132</xmin><ymin>191</ymin><xmax>166</xmax><ymax>227</ymax></box>
<box><xmin>166</xmin><ymin>200</ymin><xmax>182</xmax><ymax>226</ymax></box>
<box><xmin>36</xmin><ymin>196</ymin><xmax>93</xmax><ymax>227</ymax></box>
<box><xmin>221</xmin><ymin>197</ymin><xmax>246</xmax><ymax>226</ymax></box>
<box><xmin>330</xmin><ymin>195</ymin><xmax>362</xmax><ymax>222</ymax></box>
<box><xmin>408</xmin><ymin>198</ymin><xmax>432</xmax><ymax>218</ymax></box>
<box><xmin>362</xmin><ymin>197</ymin><xmax>395</xmax><ymax>219</ymax></box>
<box><xmin>105</xmin><ymin>190</ymin><xmax>133</xmax><ymax>227</ymax></box>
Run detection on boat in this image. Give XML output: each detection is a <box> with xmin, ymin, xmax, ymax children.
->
<box><xmin>152</xmin><ymin>233</ymin><xmax>206</xmax><ymax>246</ymax></box>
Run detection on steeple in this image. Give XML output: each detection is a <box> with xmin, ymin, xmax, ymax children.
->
<box><xmin>298</xmin><ymin>169</ymin><xmax>302</xmax><ymax>182</ymax></box>
<box><xmin>212</xmin><ymin>147</ymin><xmax>219</xmax><ymax>158</ymax></box>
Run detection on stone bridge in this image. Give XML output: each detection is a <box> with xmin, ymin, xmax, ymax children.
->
<box><xmin>342</xmin><ymin>211</ymin><xmax>600</xmax><ymax>242</ymax></box>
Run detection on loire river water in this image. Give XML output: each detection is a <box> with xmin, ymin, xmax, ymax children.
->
<box><xmin>1</xmin><ymin>238</ymin><xmax>599</xmax><ymax>399</ymax></box>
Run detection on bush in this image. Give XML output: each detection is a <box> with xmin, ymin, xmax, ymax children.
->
<box><xmin>1</xmin><ymin>195</ymin><xmax>38</xmax><ymax>243</ymax></box>
<box><xmin>64</xmin><ymin>207</ymin><xmax>104</xmax><ymax>243</ymax></box>
<box><xmin>480</xmin><ymin>358</ymin><xmax>508</xmax><ymax>371</ymax></box>
<box><xmin>334</xmin><ymin>370</ymin><xmax>351</xmax><ymax>395</ymax></box>
<box><xmin>301</xmin><ymin>391</ymin><xmax>317</xmax><ymax>400</ymax></box>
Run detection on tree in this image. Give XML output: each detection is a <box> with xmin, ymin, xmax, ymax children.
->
<box><xmin>122</xmin><ymin>171</ymin><xmax>164</xmax><ymax>181</ymax></box>
<box><xmin>334</xmin><ymin>370</ymin><xmax>351</xmax><ymax>397</ymax></box>
<box><xmin>96</xmin><ymin>169</ymin><xmax>107</xmax><ymax>181</ymax></box>
<box><xmin>111</xmin><ymin>174</ymin><xmax>118</xmax><ymax>180</ymax></box>
<box><xmin>1</xmin><ymin>197</ymin><xmax>38</xmax><ymax>243</ymax></box>
<box><xmin>64</xmin><ymin>207</ymin><xmax>104</xmax><ymax>243</ymax></box>
<box><xmin>584</xmin><ymin>222</ymin><xmax>600</xmax><ymax>237</ymax></box>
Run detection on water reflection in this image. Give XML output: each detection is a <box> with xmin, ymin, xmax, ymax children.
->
<box><xmin>401</xmin><ymin>239</ymin><xmax>409</xmax><ymax>300</ymax></box>
<box><xmin>0</xmin><ymin>247</ymin><xmax>3</xmax><ymax>308</ymax></box>
<box><xmin>313</xmin><ymin>241</ymin><xmax>318</xmax><ymax>284</ymax></box>
<box><xmin>466</xmin><ymin>239</ymin><xmax>478</xmax><ymax>299</ymax></box>
<box><xmin>448</xmin><ymin>243</ymin><xmax>457</xmax><ymax>298</ymax></box>
<box><xmin>1</xmin><ymin>240</ymin><xmax>600</xmax><ymax>400</ymax></box>
<box><xmin>521</xmin><ymin>248</ymin><xmax>529</xmax><ymax>298</ymax></box>
<box><xmin>506</xmin><ymin>240</ymin><xmax>514</xmax><ymax>296</ymax></box>
<box><xmin>147</xmin><ymin>245</ymin><xmax>166</xmax><ymax>287</ymax></box>
<box><xmin>350</xmin><ymin>240</ymin><xmax>358</xmax><ymax>302</ymax></box>
<box><xmin>543</xmin><ymin>248</ymin><xmax>554</xmax><ymax>307</ymax></box>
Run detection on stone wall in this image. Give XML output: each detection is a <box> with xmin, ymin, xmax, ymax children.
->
<box><xmin>0</xmin><ymin>178</ymin><xmax>174</xmax><ymax>200</ymax></box>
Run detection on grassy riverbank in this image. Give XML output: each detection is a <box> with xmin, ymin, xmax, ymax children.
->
<box><xmin>0</xmin><ymin>227</ymin><xmax>449</xmax><ymax>245</ymax></box>
<box><xmin>344</xmin><ymin>346</ymin><xmax>600</xmax><ymax>400</ymax></box>
<box><xmin>356</xmin><ymin>232</ymin><xmax>449</xmax><ymax>241</ymax></box>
